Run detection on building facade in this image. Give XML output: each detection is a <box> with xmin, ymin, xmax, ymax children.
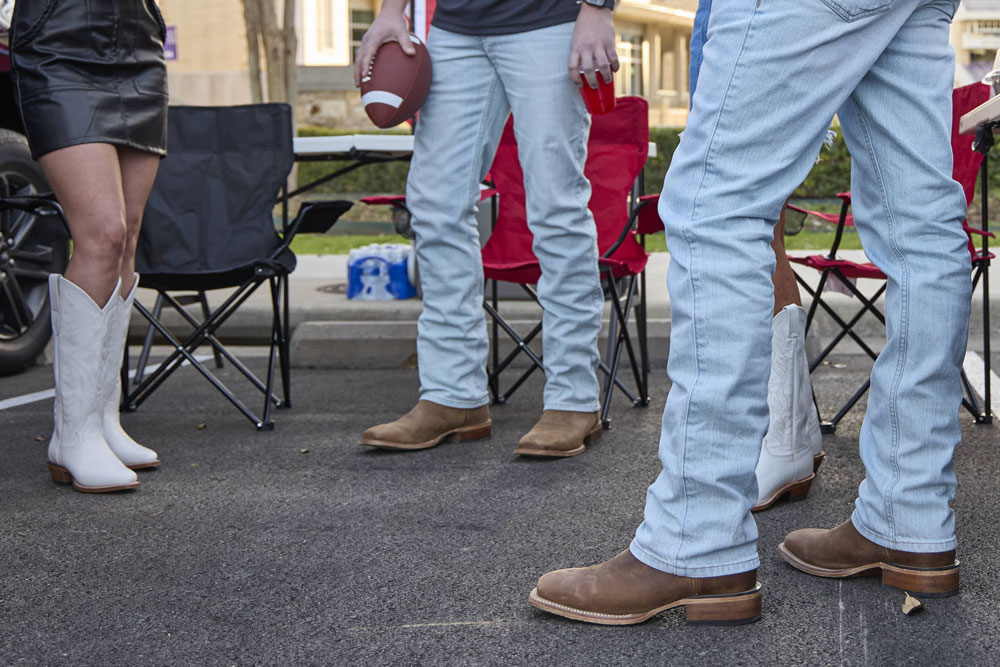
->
<box><xmin>952</xmin><ymin>1</ymin><xmax>1000</xmax><ymax>86</ymax></box>
<box><xmin>158</xmin><ymin>0</ymin><xmax>696</xmax><ymax>127</ymax></box>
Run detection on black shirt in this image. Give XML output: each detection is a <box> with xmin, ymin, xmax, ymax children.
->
<box><xmin>431</xmin><ymin>0</ymin><xmax>581</xmax><ymax>36</ymax></box>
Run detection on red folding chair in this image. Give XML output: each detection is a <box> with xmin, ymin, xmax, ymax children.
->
<box><xmin>483</xmin><ymin>97</ymin><xmax>655</xmax><ymax>428</ymax></box>
<box><xmin>787</xmin><ymin>83</ymin><xmax>994</xmax><ymax>431</ymax></box>
<box><xmin>363</xmin><ymin>97</ymin><xmax>658</xmax><ymax>428</ymax></box>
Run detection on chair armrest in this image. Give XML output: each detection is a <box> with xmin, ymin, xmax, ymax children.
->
<box><xmin>0</xmin><ymin>193</ymin><xmax>70</xmax><ymax>235</ymax></box>
<box><xmin>964</xmin><ymin>223</ymin><xmax>996</xmax><ymax>239</ymax></box>
<box><xmin>361</xmin><ymin>195</ymin><xmax>407</xmax><ymax>207</ymax></box>
<box><xmin>836</xmin><ymin>192</ymin><xmax>852</xmax><ymax>204</ymax></box>
<box><xmin>285</xmin><ymin>200</ymin><xmax>352</xmax><ymax>238</ymax></box>
<box><xmin>358</xmin><ymin>195</ymin><xmax>415</xmax><ymax>238</ymax></box>
<box><xmin>634</xmin><ymin>195</ymin><xmax>664</xmax><ymax>235</ymax></box>
<box><xmin>786</xmin><ymin>204</ymin><xmax>849</xmax><ymax>226</ymax></box>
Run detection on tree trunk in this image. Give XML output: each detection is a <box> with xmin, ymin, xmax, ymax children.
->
<box><xmin>257</xmin><ymin>0</ymin><xmax>286</xmax><ymax>104</ymax></box>
<box><xmin>282</xmin><ymin>0</ymin><xmax>298</xmax><ymax>125</ymax></box>
<box><xmin>240</xmin><ymin>0</ymin><xmax>263</xmax><ymax>103</ymax></box>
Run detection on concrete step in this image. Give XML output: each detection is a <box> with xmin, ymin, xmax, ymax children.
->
<box><xmin>125</xmin><ymin>253</ymin><xmax>998</xmax><ymax>369</ymax></box>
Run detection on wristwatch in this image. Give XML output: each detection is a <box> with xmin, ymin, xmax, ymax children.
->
<box><xmin>579</xmin><ymin>0</ymin><xmax>615</xmax><ymax>10</ymax></box>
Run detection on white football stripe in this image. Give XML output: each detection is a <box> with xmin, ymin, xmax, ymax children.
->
<box><xmin>361</xmin><ymin>91</ymin><xmax>403</xmax><ymax>109</ymax></box>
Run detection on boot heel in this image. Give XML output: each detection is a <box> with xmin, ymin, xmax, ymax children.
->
<box><xmin>882</xmin><ymin>564</ymin><xmax>960</xmax><ymax>597</ymax></box>
<box><xmin>685</xmin><ymin>587</ymin><xmax>762</xmax><ymax>625</ymax></box>
<box><xmin>813</xmin><ymin>451</ymin><xmax>825</xmax><ymax>474</ymax></box>
<box><xmin>457</xmin><ymin>423</ymin><xmax>492</xmax><ymax>441</ymax></box>
<box><xmin>47</xmin><ymin>462</ymin><xmax>73</xmax><ymax>484</ymax></box>
<box><xmin>788</xmin><ymin>474</ymin><xmax>814</xmax><ymax>502</ymax></box>
<box><xmin>585</xmin><ymin>423</ymin><xmax>602</xmax><ymax>445</ymax></box>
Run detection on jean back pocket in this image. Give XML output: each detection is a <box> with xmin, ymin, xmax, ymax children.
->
<box><xmin>819</xmin><ymin>0</ymin><xmax>895</xmax><ymax>22</ymax></box>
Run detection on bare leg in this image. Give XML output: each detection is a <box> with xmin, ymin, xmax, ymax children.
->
<box><xmin>38</xmin><ymin>143</ymin><xmax>126</xmax><ymax>304</ymax></box>
<box><xmin>117</xmin><ymin>147</ymin><xmax>161</xmax><ymax>295</ymax></box>
<box><xmin>771</xmin><ymin>202</ymin><xmax>802</xmax><ymax>316</ymax></box>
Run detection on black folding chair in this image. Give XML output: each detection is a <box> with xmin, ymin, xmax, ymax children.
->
<box><xmin>126</xmin><ymin>103</ymin><xmax>350</xmax><ymax>430</ymax></box>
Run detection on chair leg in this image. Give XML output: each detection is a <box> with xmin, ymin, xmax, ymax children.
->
<box><xmin>125</xmin><ymin>299</ymin><xmax>270</xmax><ymax>429</ymax></box>
<box><xmin>796</xmin><ymin>266</ymin><xmax>885</xmax><ymax>427</ymax></box>
<box><xmin>982</xmin><ymin>262</ymin><xmax>993</xmax><ymax>424</ymax></box>
<box><xmin>278</xmin><ymin>274</ymin><xmax>292</xmax><ymax>408</ymax></box>
<box><xmin>199</xmin><ymin>290</ymin><xmax>224</xmax><ymax>369</ymax></box>
<box><xmin>133</xmin><ymin>292</ymin><xmax>163</xmax><ymax>386</ymax></box>
<box><xmin>489</xmin><ymin>278</ymin><xmax>500</xmax><ymax>402</ymax></box>
<box><xmin>638</xmin><ymin>269</ymin><xmax>650</xmax><ymax>406</ymax></box>
<box><xmin>483</xmin><ymin>298</ymin><xmax>545</xmax><ymax>405</ymax></box>
<box><xmin>259</xmin><ymin>277</ymin><xmax>282</xmax><ymax>429</ymax></box>
<box><xmin>160</xmin><ymin>290</ymin><xmax>280</xmax><ymax>405</ymax></box>
<box><xmin>960</xmin><ymin>368</ymin><xmax>984</xmax><ymax>421</ymax></box>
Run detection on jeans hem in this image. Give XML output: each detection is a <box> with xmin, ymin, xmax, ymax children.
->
<box><xmin>542</xmin><ymin>401</ymin><xmax>601</xmax><ymax>413</ymax></box>
<box><xmin>851</xmin><ymin>513</ymin><xmax>958</xmax><ymax>553</ymax></box>
<box><xmin>420</xmin><ymin>393</ymin><xmax>490</xmax><ymax>410</ymax></box>
<box><xmin>629</xmin><ymin>539</ymin><xmax>760</xmax><ymax>578</ymax></box>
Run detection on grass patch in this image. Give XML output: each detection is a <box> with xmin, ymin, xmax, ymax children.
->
<box><xmin>290</xmin><ymin>230</ymin><xmax>859</xmax><ymax>255</ymax></box>
<box><xmin>290</xmin><ymin>233</ymin><xmax>410</xmax><ymax>255</ymax></box>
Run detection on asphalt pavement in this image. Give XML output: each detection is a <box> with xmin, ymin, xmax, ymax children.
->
<box><xmin>1</xmin><ymin>358</ymin><xmax>998</xmax><ymax>666</ymax></box>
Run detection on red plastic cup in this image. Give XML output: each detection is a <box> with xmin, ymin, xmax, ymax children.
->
<box><xmin>580</xmin><ymin>73</ymin><xmax>616</xmax><ymax>115</ymax></box>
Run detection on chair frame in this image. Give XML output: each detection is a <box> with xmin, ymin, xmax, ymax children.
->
<box><xmin>788</xmin><ymin>183</ymin><xmax>994</xmax><ymax>431</ymax></box>
<box><xmin>484</xmin><ymin>172</ymin><xmax>654</xmax><ymax>430</ymax></box>
<box><xmin>124</xmin><ymin>199</ymin><xmax>347</xmax><ymax>431</ymax></box>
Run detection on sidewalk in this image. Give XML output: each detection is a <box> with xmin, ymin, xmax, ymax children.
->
<box><xmin>129</xmin><ymin>251</ymin><xmax>998</xmax><ymax>369</ymax></box>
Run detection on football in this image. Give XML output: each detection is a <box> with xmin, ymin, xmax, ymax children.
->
<box><xmin>361</xmin><ymin>35</ymin><xmax>432</xmax><ymax>128</ymax></box>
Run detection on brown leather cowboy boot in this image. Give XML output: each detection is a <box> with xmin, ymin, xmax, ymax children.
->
<box><xmin>514</xmin><ymin>410</ymin><xmax>601</xmax><ymax>457</ymax></box>
<box><xmin>359</xmin><ymin>400</ymin><xmax>491</xmax><ymax>450</ymax></box>
<box><xmin>530</xmin><ymin>550</ymin><xmax>762</xmax><ymax>625</ymax></box>
<box><xmin>779</xmin><ymin>519</ymin><xmax>959</xmax><ymax>596</ymax></box>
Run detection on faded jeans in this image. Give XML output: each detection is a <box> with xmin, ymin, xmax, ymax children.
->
<box><xmin>406</xmin><ymin>23</ymin><xmax>603</xmax><ymax>412</ymax></box>
<box><xmin>632</xmin><ymin>0</ymin><xmax>970</xmax><ymax>576</ymax></box>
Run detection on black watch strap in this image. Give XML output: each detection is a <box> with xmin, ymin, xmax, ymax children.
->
<box><xmin>580</xmin><ymin>0</ymin><xmax>615</xmax><ymax>10</ymax></box>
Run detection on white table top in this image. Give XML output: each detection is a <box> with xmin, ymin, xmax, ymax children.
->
<box><xmin>293</xmin><ymin>134</ymin><xmax>659</xmax><ymax>158</ymax></box>
<box><xmin>960</xmin><ymin>94</ymin><xmax>1000</xmax><ymax>135</ymax></box>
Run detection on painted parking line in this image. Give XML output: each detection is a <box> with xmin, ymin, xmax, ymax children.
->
<box><xmin>963</xmin><ymin>350</ymin><xmax>999</xmax><ymax>419</ymax></box>
<box><xmin>0</xmin><ymin>354</ymin><xmax>216</xmax><ymax>412</ymax></box>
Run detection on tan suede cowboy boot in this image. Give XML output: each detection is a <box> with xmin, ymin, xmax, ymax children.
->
<box><xmin>530</xmin><ymin>549</ymin><xmax>762</xmax><ymax>625</ymax></box>
<box><xmin>359</xmin><ymin>400</ymin><xmax>491</xmax><ymax>450</ymax></box>
<box><xmin>515</xmin><ymin>410</ymin><xmax>601</xmax><ymax>457</ymax></box>
<box><xmin>779</xmin><ymin>519</ymin><xmax>959</xmax><ymax>596</ymax></box>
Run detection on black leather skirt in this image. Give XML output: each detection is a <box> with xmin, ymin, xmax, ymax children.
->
<box><xmin>10</xmin><ymin>0</ymin><xmax>169</xmax><ymax>160</ymax></box>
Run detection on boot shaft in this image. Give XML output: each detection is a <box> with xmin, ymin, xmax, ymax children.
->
<box><xmin>48</xmin><ymin>275</ymin><xmax>120</xmax><ymax>456</ymax></box>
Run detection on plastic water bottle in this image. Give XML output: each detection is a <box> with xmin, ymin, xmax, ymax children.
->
<box><xmin>347</xmin><ymin>243</ymin><xmax>416</xmax><ymax>300</ymax></box>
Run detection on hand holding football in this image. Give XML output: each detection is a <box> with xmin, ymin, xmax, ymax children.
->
<box><xmin>360</xmin><ymin>36</ymin><xmax>432</xmax><ymax>129</ymax></box>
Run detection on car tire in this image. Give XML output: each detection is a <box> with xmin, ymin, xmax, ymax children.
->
<box><xmin>0</xmin><ymin>129</ymin><xmax>69</xmax><ymax>377</ymax></box>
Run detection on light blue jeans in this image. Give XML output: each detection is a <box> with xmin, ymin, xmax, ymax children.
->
<box><xmin>406</xmin><ymin>24</ymin><xmax>603</xmax><ymax>412</ymax></box>
<box><xmin>632</xmin><ymin>0</ymin><xmax>970</xmax><ymax>577</ymax></box>
<box><xmin>689</xmin><ymin>0</ymin><xmax>713</xmax><ymax>100</ymax></box>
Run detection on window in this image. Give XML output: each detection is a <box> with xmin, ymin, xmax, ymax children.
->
<box><xmin>616</xmin><ymin>31</ymin><xmax>644</xmax><ymax>98</ymax></box>
<box><xmin>350</xmin><ymin>7</ymin><xmax>374</xmax><ymax>63</ymax></box>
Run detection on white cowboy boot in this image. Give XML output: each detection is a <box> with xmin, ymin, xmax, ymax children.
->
<box><xmin>101</xmin><ymin>274</ymin><xmax>159</xmax><ymax>469</ymax></box>
<box><xmin>793</xmin><ymin>311</ymin><xmax>825</xmax><ymax>473</ymax></box>
<box><xmin>46</xmin><ymin>275</ymin><xmax>139</xmax><ymax>492</ymax></box>
<box><xmin>753</xmin><ymin>305</ymin><xmax>815</xmax><ymax>511</ymax></box>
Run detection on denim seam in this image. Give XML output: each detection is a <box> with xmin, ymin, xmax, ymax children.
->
<box><xmin>852</xmin><ymin>513</ymin><xmax>956</xmax><ymax>552</ymax></box>
<box><xmin>420</xmin><ymin>393</ymin><xmax>490</xmax><ymax>410</ymax></box>
<box><xmin>849</xmin><ymin>94</ymin><xmax>906</xmax><ymax>543</ymax></box>
<box><xmin>671</xmin><ymin>1</ymin><xmax>760</xmax><ymax>569</ymax></box>
<box><xmin>544</xmin><ymin>401</ymin><xmax>601</xmax><ymax>412</ymax></box>
<box><xmin>631</xmin><ymin>541</ymin><xmax>760</xmax><ymax>578</ymax></box>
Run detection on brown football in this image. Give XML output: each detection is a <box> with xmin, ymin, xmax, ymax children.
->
<box><xmin>360</xmin><ymin>36</ymin><xmax>432</xmax><ymax>129</ymax></box>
